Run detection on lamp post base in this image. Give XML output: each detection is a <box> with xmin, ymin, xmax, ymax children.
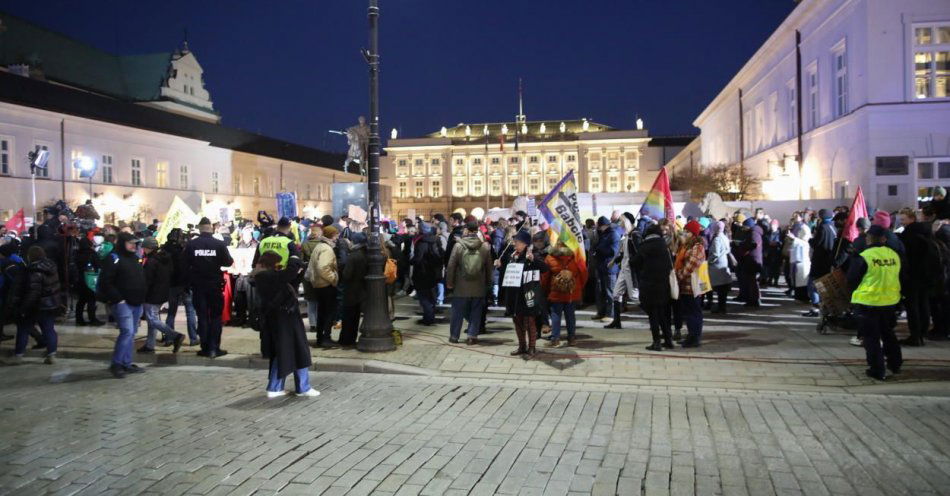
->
<box><xmin>357</xmin><ymin>233</ymin><xmax>396</xmax><ymax>353</ymax></box>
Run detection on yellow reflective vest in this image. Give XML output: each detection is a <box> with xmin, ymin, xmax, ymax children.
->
<box><xmin>258</xmin><ymin>235</ymin><xmax>292</xmax><ymax>268</ymax></box>
<box><xmin>851</xmin><ymin>246</ymin><xmax>901</xmax><ymax>306</ymax></box>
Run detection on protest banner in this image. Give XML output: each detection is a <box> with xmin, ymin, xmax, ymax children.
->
<box><xmin>155</xmin><ymin>196</ymin><xmax>197</xmax><ymax>244</ymax></box>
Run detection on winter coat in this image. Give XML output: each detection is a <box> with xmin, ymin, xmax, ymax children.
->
<box><xmin>75</xmin><ymin>238</ymin><xmax>99</xmax><ymax>291</ymax></box>
<box><xmin>444</xmin><ymin>225</ymin><xmax>464</xmax><ymax>264</ymax></box>
<box><xmin>675</xmin><ymin>241</ymin><xmax>706</xmax><ymax>296</ymax></box>
<box><xmin>446</xmin><ymin>234</ymin><xmax>492</xmax><ymax>298</ymax></box>
<box><xmin>789</xmin><ymin>237</ymin><xmax>811</xmax><ymax>288</ymax></box>
<box><xmin>542</xmin><ymin>246</ymin><xmax>587</xmax><ymax>303</ymax></box>
<box><xmin>491</xmin><ymin>228</ymin><xmax>506</xmax><ymax>258</ymax></box>
<box><xmin>300</xmin><ymin>235</ymin><xmax>321</xmax><ymax>263</ymax></box>
<box><xmin>630</xmin><ymin>234</ymin><xmax>672</xmax><ymax>307</ymax></box>
<box><xmin>899</xmin><ymin>221</ymin><xmax>942</xmax><ymax>295</ymax></box>
<box><xmin>411</xmin><ymin>234</ymin><xmax>443</xmax><ymax>290</ymax></box>
<box><xmin>502</xmin><ymin>248</ymin><xmax>547</xmax><ymax>316</ymax></box>
<box><xmin>97</xmin><ymin>244</ymin><xmax>147</xmax><ymax>306</ymax></box>
<box><xmin>254</xmin><ymin>258</ymin><xmax>312</xmax><ymax>378</ymax></box>
<box><xmin>19</xmin><ymin>258</ymin><xmax>62</xmax><ymax>317</ymax></box>
<box><xmin>736</xmin><ymin>225</ymin><xmax>763</xmax><ymax>270</ymax></box>
<box><xmin>161</xmin><ymin>239</ymin><xmax>188</xmax><ymax>288</ymax></box>
<box><xmin>341</xmin><ymin>243</ymin><xmax>368</xmax><ymax>307</ymax></box>
<box><xmin>707</xmin><ymin>232</ymin><xmax>733</xmax><ymax>287</ymax></box>
<box><xmin>303</xmin><ymin>238</ymin><xmax>338</xmax><ymax>293</ymax></box>
<box><xmin>810</xmin><ymin>220</ymin><xmax>837</xmax><ymax>278</ymax></box>
<box><xmin>143</xmin><ymin>249</ymin><xmax>173</xmax><ymax>305</ymax></box>
<box><xmin>592</xmin><ymin>226</ymin><xmax>621</xmax><ymax>275</ymax></box>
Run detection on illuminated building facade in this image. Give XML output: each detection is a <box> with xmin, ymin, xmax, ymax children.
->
<box><xmin>382</xmin><ymin>119</ymin><xmax>690</xmax><ymax>218</ymax></box>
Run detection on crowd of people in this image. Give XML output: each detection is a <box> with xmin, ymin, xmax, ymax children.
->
<box><xmin>1</xmin><ymin>186</ymin><xmax>948</xmax><ymax>392</ymax></box>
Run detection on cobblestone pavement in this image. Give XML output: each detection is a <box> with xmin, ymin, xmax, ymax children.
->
<box><xmin>1</xmin><ymin>360</ymin><xmax>950</xmax><ymax>496</ymax></box>
<box><xmin>15</xmin><ymin>287</ymin><xmax>950</xmax><ymax>395</ymax></box>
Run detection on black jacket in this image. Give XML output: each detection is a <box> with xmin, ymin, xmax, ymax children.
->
<box><xmin>899</xmin><ymin>221</ymin><xmax>942</xmax><ymax>295</ymax></box>
<box><xmin>810</xmin><ymin>220</ymin><xmax>837</xmax><ymax>278</ymax></box>
<box><xmin>97</xmin><ymin>245</ymin><xmax>147</xmax><ymax>305</ymax></box>
<box><xmin>341</xmin><ymin>243</ymin><xmax>367</xmax><ymax>307</ymax></box>
<box><xmin>183</xmin><ymin>233</ymin><xmax>233</xmax><ymax>289</ymax></box>
<box><xmin>143</xmin><ymin>249</ymin><xmax>173</xmax><ymax>305</ymax></box>
<box><xmin>162</xmin><ymin>239</ymin><xmax>189</xmax><ymax>288</ymax></box>
<box><xmin>254</xmin><ymin>257</ymin><xmax>311</xmax><ymax>378</ymax></box>
<box><xmin>411</xmin><ymin>234</ymin><xmax>444</xmax><ymax>290</ymax></box>
<box><xmin>502</xmin><ymin>249</ymin><xmax>547</xmax><ymax>316</ymax></box>
<box><xmin>631</xmin><ymin>234</ymin><xmax>673</xmax><ymax>307</ymax></box>
<box><xmin>18</xmin><ymin>258</ymin><xmax>62</xmax><ymax>317</ymax></box>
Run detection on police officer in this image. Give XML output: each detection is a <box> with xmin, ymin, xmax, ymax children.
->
<box><xmin>256</xmin><ymin>217</ymin><xmax>301</xmax><ymax>269</ymax></box>
<box><xmin>184</xmin><ymin>217</ymin><xmax>234</xmax><ymax>358</ymax></box>
<box><xmin>847</xmin><ymin>225</ymin><xmax>902</xmax><ymax>381</ymax></box>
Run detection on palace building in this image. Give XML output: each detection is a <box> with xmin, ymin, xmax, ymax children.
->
<box><xmin>382</xmin><ymin>118</ymin><xmax>691</xmax><ymax>219</ymax></box>
<box><xmin>0</xmin><ymin>12</ymin><xmax>358</xmax><ymax>224</ymax></box>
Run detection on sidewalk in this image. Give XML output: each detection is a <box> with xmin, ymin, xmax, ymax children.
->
<box><xmin>7</xmin><ymin>287</ymin><xmax>950</xmax><ymax>395</ymax></box>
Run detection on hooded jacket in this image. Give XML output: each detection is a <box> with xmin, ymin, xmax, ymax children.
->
<box><xmin>304</xmin><ymin>237</ymin><xmax>338</xmax><ymax>289</ymax></box>
<box><xmin>341</xmin><ymin>239</ymin><xmax>368</xmax><ymax>307</ymax></box>
<box><xmin>446</xmin><ymin>234</ymin><xmax>493</xmax><ymax>298</ymax></box>
<box><xmin>899</xmin><ymin>221</ymin><xmax>942</xmax><ymax>294</ymax></box>
<box><xmin>411</xmin><ymin>233</ymin><xmax>443</xmax><ymax>289</ymax></box>
<box><xmin>97</xmin><ymin>240</ymin><xmax>147</xmax><ymax>305</ymax></box>
<box><xmin>631</xmin><ymin>234</ymin><xmax>673</xmax><ymax>307</ymax></box>
<box><xmin>143</xmin><ymin>249</ymin><xmax>173</xmax><ymax>305</ymax></box>
<box><xmin>542</xmin><ymin>246</ymin><xmax>587</xmax><ymax>303</ymax></box>
<box><xmin>20</xmin><ymin>258</ymin><xmax>62</xmax><ymax>316</ymax></box>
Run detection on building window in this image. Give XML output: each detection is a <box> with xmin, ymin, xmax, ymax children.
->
<box><xmin>131</xmin><ymin>158</ymin><xmax>142</xmax><ymax>186</ymax></box>
<box><xmin>509</xmin><ymin>156</ymin><xmax>519</xmax><ymax>164</ymax></box>
<box><xmin>547</xmin><ymin>176</ymin><xmax>559</xmax><ymax>189</ymax></box>
<box><xmin>455</xmin><ymin>158</ymin><xmax>463</xmax><ymax>165</ymax></box>
<box><xmin>0</xmin><ymin>137</ymin><xmax>10</xmax><ymax>175</ymax></box>
<box><xmin>787</xmin><ymin>81</ymin><xmax>797</xmax><ymax>138</ymax></box>
<box><xmin>34</xmin><ymin>144</ymin><xmax>50</xmax><ymax>178</ymax></box>
<box><xmin>472</xmin><ymin>178</ymin><xmax>484</xmax><ymax>196</ymax></box>
<box><xmin>253</xmin><ymin>176</ymin><xmax>261</xmax><ymax>195</ymax></box>
<box><xmin>624</xmin><ymin>175</ymin><xmax>636</xmax><ymax>192</ymax></box>
<box><xmin>529</xmin><ymin>156</ymin><xmax>539</xmax><ymax>163</ymax></box>
<box><xmin>454</xmin><ymin>179</ymin><xmax>466</xmax><ymax>196</ymax></box>
<box><xmin>414</xmin><ymin>159</ymin><xmax>423</xmax><ymax>166</ymax></box>
<box><xmin>508</xmin><ymin>177</ymin><xmax>520</xmax><ymax>195</ymax></box>
<box><xmin>887</xmin><ymin>185</ymin><xmax>898</xmax><ymax>196</ymax></box>
<box><xmin>590</xmin><ymin>175</ymin><xmax>601</xmax><ymax>192</ymax></box>
<box><xmin>431</xmin><ymin>180</ymin><xmax>441</xmax><ymax>198</ymax></box>
<box><xmin>607</xmin><ymin>174</ymin><xmax>620</xmax><ymax>192</ymax></box>
<box><xmin>398</xmin><ymin>159</ymin><xmax>407</xmax><ymax>167</ymax></box>
<box><xmin>490</xmin><ymin>157</ymin><xmax>500</xmax><ymax>165</ymax></box>
<box><xmin>807</xmin><ymin>65</ymin><xmax>819</xmax><ymax>129</ymax></box>
<box><xmin>398</xmin><ymin>180</ymin><xmax>407</xmax><ymax>198</ymax></box>
<box><xmin>567</xmin><ymin>154</ymin><xmax>576</xmax><ymax>162</ymax></box>
<box><xmin>101</xmin><ymin>155</ymin><xmax>113</xmax><ymax>184</ymax></box>
<box><xmin>473</xmin><ymin>158</ymin><xmax>482</xmax><ymax>165</ymax></box>
<box><xmin>528</xmin><ymin>177</ymin><xmax>540</xmax><ymax>194</ymax></box>
<box><xmin>490</xmin><ymin>178</ymin><xmax>501</xmax><ymax>193</ymax></box>
<box><xmin>548</xmin><ymin>155</ymin><xmax>558</xmax><ymax>162</ymax></box>
<box><xmin>875</xmin><ymin>156</ymin><xmax>909</xmax><ymax>176</ymax></box>
<box><xmin>833</xmin><ymin>45</ymin><xmax>848</xmax><ymax>117</ymax></box>
<box><xmin>940</xmin><ymin>161</ymin><xmax>950</xmax><ymax>179</ymax></box>
<box><xmin>233</xmin><ymin>174</ymin><xmax>242</xmax><ymax>194</ymax></box>
<box><xmin>414</xmin><ymin>180</ymin><xmax>424</xmax><ymax>198</ymax></box>
<box><xmin>179</xmin><ymin>165</ymin><xmax>189</xmax><ymax>189</ymax></box>
<box><xmin>431</xmin><ymin>158</ymin><xmax>440</xmax><ymax>166</ymax></box>
<box><xmin>919</xmin><ymin>161</ymin><xmax>935</xmax><ymax>179</ymax></box>
<box><xmin>913</xmin><ymin>24</ymin><xmax>950</xmax><ymax>99</ymax></box>
<box><xmin>156</xmin><ymin>161</ymin><xmax>168</xmax><ymax>188</ymax></box>
<box><xmin>211</xmin><ymin>171</ymin><xmax>219</xmax><ymax>193</ymax></box>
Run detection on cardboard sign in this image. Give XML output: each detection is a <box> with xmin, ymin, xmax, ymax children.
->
<box><xmin>348</xmin><ymin>204</ymin><xmax>368</xmax><ymax>225</ymax></box>
<box><xmin>227</xmin><ymin>246</ymin><xmax>256</xmax><ymax>276</ymax></box>
<box><xmin>502</xmin><ymin>262</ymin><xmax>524</xmax><ymax>288</ymax></box>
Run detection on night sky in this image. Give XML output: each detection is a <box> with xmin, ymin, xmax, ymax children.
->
<box><xmin>1</xmin><ymin>0</ymin><xmax>795</xmax><ymax>152</ymax></box>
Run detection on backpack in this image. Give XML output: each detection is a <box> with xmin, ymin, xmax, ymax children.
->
<box><xmin>553</xmin><ymin>269</ymin><xmax>576</xmax><ymax>295</ymax></box>
<box><xmin>459</xmin><ymin>243</ymin><xmax>483</xmax><ymax>280</ymax></box>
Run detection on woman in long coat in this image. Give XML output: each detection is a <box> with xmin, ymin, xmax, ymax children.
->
<box><xmin>631</xmin><ymin>224</ymin><xmax>674</xmax><ymax>351</ymax></box>
<box><xmin>253</xmin><ymin>251</ymin><xmax>318</xmax><ymax>398</ymax></box>
<box><xmin>706</xmin><ymin>221</ymin><xmax>733</xmax><ymax>314</ymax></box>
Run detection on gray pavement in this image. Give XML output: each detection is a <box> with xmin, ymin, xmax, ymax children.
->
<box><xmin>1</xmin><ymin>359</ymin><xmax>950</xmax><ymax>496</ymax></box>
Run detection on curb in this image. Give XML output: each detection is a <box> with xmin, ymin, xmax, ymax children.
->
<box><xmin>44</xmin><ymin>349</ymin><xmax>436</xmax><ymax>377</ymax></box>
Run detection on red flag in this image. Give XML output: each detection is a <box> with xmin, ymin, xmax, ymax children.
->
<box><xmin>4</xmin><ymin>208</ymin><xmax>25</xmax><ymax>235</ymax></box>
<box><xmin>498</xmin><ymin>133</ymin><xmax>505</xmax><ymax>152</ymax></box>
<box><xmin>842</xmin><ymin>186</ymin><xmax>868</xmax><ymax>242</ymax></box>
<box><xmin>639</xmin><ymin>168</ymin><xmax>675</xmax><ymax>221</ymax></box>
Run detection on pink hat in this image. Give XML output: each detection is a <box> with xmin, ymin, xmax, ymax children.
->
<box><xmin>872</xmin><ymin>210</ymin><xmax>891</xmax><ymax>229</ymax></box>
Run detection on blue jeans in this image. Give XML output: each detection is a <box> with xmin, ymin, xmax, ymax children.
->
<box><xmin>680</xmin><ymin>295</ymin><xmax>704</xmax><ymax>342</ymax></box>
<box><xmin>166</xmin><ymin>286</ymin><xmax>198</xmax><ymax>342</ymax></box>
<box><xmin>14</xmin><ymin>314</ymin><xmax>57</xmax><ymax>356</ymax></box>
<box><xmin>449</xmin><ymin>297</ymin><xmax>484</xmax><ymax>340</ymax></box>
<box><xmin>436</xmin><ymin>282</ymin><xmax>445</xmax><ymax>306</ymax></box>
<box><xmin>307</xmin><ymin>299</ymin><xmax>319</xmax><ymax>330</ymax></box>
<box><xmin>549</xmin><ymin>302</ymin><xmax>576</xmax><ymax>340</ymax></box>
<box><xmin>112</xmin><ymin>302</ymin><xmax>143</xmax><ymax>367</ymax></box>
<box><xmin>267</xmin><ymin>358</ymin><xmax>311</xmax><ymax>393</ymax></box>
<box><xmin>595</xmin><ymin>270</ymin><xmax>617</xmax><ymax>317</ymax></box>
<box><xmin>807</xmin><ymin>276</ymin><xmax>820</xmax><ymax>306</ymax></box>
<box><xmin>418</xmin><ymin>287</ymin><xmax>436</xmax><ymax>324</ymax></box>
<box><xmin>144</xmin><ymin>303</ymin><xmax>181</xmax><ymax>349</ymax></box>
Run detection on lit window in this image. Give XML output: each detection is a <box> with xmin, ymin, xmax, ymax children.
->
<box><xmin>547</xmin><ymin>176</ymin><xmax>559</xmax><ymax>189</ymax></box>
<box><xmin>528</xmin><ymin>177</ymin><xmax>540</xmax><ymax>193</ymax></box>
<box><xmin>253</xmin><ymin>176</ymin><xmax>261</xmax><ymax>195</ymax></box>
<box><xmin>807</xmin><ymin>65</ymin><xmax>819</xmax><ymax>129</ymax></box>
<box><xmin>415</xmin><ymin>159</ymin><xmax>423</xmax><ymax>166</ymax></box>
<box><xmin>787</xmin><ymin>81</ymin><xmax>797</xmax><ymax>138</ymax></box>
<box><xmin>156</xmin><ymin>161</ymin><xmax>168</xmax><ymax>188</ymax></box>
<box><xmin>509</xmin><ymin>156</ymin><xmax>519</xmax><ymax>164</ymax></box>
<box><xmin>472</xmin><ymin>178</ymin><xmax>484</xmax><ymax>196</ymax></box>
<box><xmin>833</xmin><ymin>44</ymin><xmax>848</xmax><ymax>117</ymax></box>
<box><xmin>398</xmin><ymin>180</ymin><xmax>407</xmax><ymax>198</ymax></box>
<box><xmin>455</xmin><ymin>179</ymin><xmax>466</xmax><ymax>196</ymax></box>
<box><xmin>0</xmin><ymin>138</ymin><xmax>11</xmax><ymax>175</ymax></box>
<box><xmin>414</xmin><ymin>180</ymin><xmax>424</xmax><ymax>198</ymax></box>
<box><xmin>398</xmin><ymin>159</ymin><xmax>407</xmax><ymax>167</ymax></box>
<box><xmin>455</xmin><ymin>158</ymin><xmax>463</xmax><ymax>165</ymax></box>
<box><xmin>567</xmin><ymin>154</ymin><xmax>576</xmax><ymax>162</ymax></box>
<box><xmin>529</xmin><ymin>156</ymin><xmax>539</xmax><ymax>163</ymax></box>
<box><xmin>912</xmin><ymin>24</ymin><xmax>950</xmax><ymax>99</ymax></box>
<box><xmin>625</xmin><ymin>175</ymin><xmax>636</xmax><ymax>192</ymax></box>
<box><xmin>431</xmin><ymin>180</ymin><xmax>441</xmax><ymax>197</ymax></box>
<box><xmin>607</xmin><ymin>174</ymin><xmax>619</xmax><ymax>192</ymax></box>
<box><xmin>233</xmin><ymin>174</ymin><xmax>242</xmax><ymax>194</ymax></box>
<box><xmin>508</xmin><ymin>177</ymin><xmax>520</xmax><ymax>195</ymax></box>
<box><xmin>102</xmin><ymin>155</ymin><xmax>113</xmax><ymax>184</ymax></box>
<box><xmin>131</xmin><ymin>158</ymin><xmax>142</xmax><ymax>186</ymax></box>
<box><xmin>212</xmin><ymin>171</ymin><xmax>219</xmax><ymax>193</ymax></box>
<box><xmin>473</xmin><ymin>158</ymin><xmax>482</xmax><ymax>165</ymax></box>
<box><xmin>490</xmin><ymin>178</ymin><xmax>501</xmax><ymax>193</ymax></box>
<box><xmin>179</xmin><ymin>165</ymin><xmax>189</xmax><ymax>189</ymax></box>
<box><xmin>431</xmin><ymin>158</ymin><xmax>440</xmax><ymax>166</ymax></box>
<box><xmin>590</xmin><ymin>175</ymin><xmax>601</xmax><ymax>192</ymax></box>
<box><xmin>548</xmin><ymin>155</ymin><xmax>557</xmax><ymax>162</ymax></box>
<box><xmin>490</xmin><ymin>157</ymin><xmax>500</xmax><ymax>165</ymax></box>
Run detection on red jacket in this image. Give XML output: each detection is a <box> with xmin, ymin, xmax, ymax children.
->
<box><xmin>542</xmin><ymin>251</ymin><xmax>587</xmax><ymax>303</ymax></box>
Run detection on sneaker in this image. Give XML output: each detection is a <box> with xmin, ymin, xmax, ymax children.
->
<box><xmin>172</xmin><ymin>334</ymin><xmax>185</xmax><ymax>354</ymax></box>
<box><xmin>267</xmin><ymin>390</ymin><xmax>287</xmax><ymax>398</ymax></box>
<box><xmin>466</xmin><ymin>337</ymin><xmax>478</xmax><ymax>346</ymax></box>
<box><xmin>137</xmin><ymin>346</ymin><xmax>155</xmax><ymax>354</ymax></box>
<box><xmin>43</xmin><ymin>354</ymin><xmax>55</xmax><ymax>365</ymax></box>
<box><xmin>124</xmin><ymin>364</ymin><xmax>146</xmax><ymax>374</ymax></box>
<box><xmin>109</xmin><ymin>364</ymin><xmax>126</xmax><ymax>379</ymax></box>
<box><xmin>510</xmin><ymin>347</ymin><xmax>527</xmax><ymax>356</ymax></box>
<box><xmin>188</xmin><ymin>339</ymin><xmax>200</xmax><ymax>347</ymax></box>
<box><xmin>448</xmin><ymin>337</ymin><xmax>460</xmax><ymax>344</ymax></box>
<box><xmin>849</xmin><ymin>336</ymin><xmax>863</xmax><ymax>347</ymax></box>
<box><xmin>298</xmin><ymin>389</ymin><xmax>320</xmax><ymax>397</ymax></box>
<box><xmin>802</xmin><ymin>309</ymin><xmax>820</xmax><ymax>317</ymax></box>
<box><xmin>547</xmin><ymin>338</ymin><xmax>560</xmax><ymax>347</ymax></box>
<box><xmin>566</xmin><ymin>338</ymin><xmax>576</xmax><ymax>347</ymax></box>
<box><xmin>865</xmin><ymin>369</ymin><xmax>886</xmax><ymax>381</ymax></box>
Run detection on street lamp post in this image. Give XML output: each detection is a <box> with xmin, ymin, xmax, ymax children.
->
<box><xmin>358</xmin><ymin>0</ymin><xmax>396</xmax><ymax>352</ymax></box>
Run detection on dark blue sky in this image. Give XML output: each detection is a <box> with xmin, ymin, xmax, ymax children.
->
<box><xmin>2</xmin><ymin>0</ymin><xmax>795</xmax><ymax>152</ymax></box>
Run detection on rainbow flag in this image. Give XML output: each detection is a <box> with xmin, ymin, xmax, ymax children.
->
<box><xmin>539</xmin><ymin>171</ymin><xmax>588</xmax><ymax>282</ymax></box>
<box><xmin>639</xmin><ymin>167</ymin><xmax>675</xmax><ymax>220</ymax></box>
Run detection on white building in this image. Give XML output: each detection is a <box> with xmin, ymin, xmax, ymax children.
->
<box><xmin>0</xmin><ymin>12</ymin><xmax>357</xmax><ymax>224</ymax></box>
<box><xmin>693</xmin><ymin>0</ymin><xmax>950</xmax><ymax>211</ymax></box>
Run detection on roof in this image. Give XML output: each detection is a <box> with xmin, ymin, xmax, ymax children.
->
<box><xmin>0</xmin><ymin>70</ymin><xmax>346</xmax><ymax>170</ymax></box>
<box><xmin>0</xmin><ymin>12</ymin><xmax>171</xmax><ymax>102</ymax></box>
<box><xmin>647</xmin><ymin>136</ymin><xmax>697</xmax><ymax>147</ymax></box>
<box><xmin>426</xmin><ymin>119</ymin><xmax>615</xmax><ymax>139</ymax></box>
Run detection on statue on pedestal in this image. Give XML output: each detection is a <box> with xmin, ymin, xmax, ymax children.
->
<box><xmin>343</xmin><ymin>116</ymin><xmax>369</xmax><ymax>176</ymax></box>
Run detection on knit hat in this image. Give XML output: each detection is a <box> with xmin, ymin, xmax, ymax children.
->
<box><xmin>597</xmin><ymin>216</ymin><xmax>610</xmax><ymax>227</ymax></box>
<box><xmin>277</xmin><ymin>217</ymin><xmax>292</xmax><ymax>228</ymax></box>
<box><xmin>684</xmin><ymin>220</ymin><xmax>702</xmax><ymax>237</ymax></box>
<box><xmin>818</xmin><ymin>209</ymin><xmax>832</xmax><ymax>220</ymax></box>
<box><xmin>743</xmin><ymin>218</ymin><xmax>756</xmax><ymax>228</ymax></box>
<box><xmin>872</xmin><ymin>210</ymin><xmax>891</xmax><ymax>229</ymax></box>
<box><xmin>321</xmin><ymin>225</ymin><xmax>338</xmax><ymax>238</ymax></box>
<box><xmin>513</xmin><ymin>231</ymin><xmax>531</xmax><ymax>245</ymax></box>
<box><xmin>141</xmin><ymin>237</ymin><xmax>159</xmax><ymax>249</ymax></box>
<box><xmin>697</xmin><ymin>217</ymin><xmax>711</xmax><ymax>229</ymax></box>
<box><xmin>867</xmin><ymin>225</ymin><xmax>888</xmax><ymax>238</ymax></box>
<box><xmin>856</xmin><ymin>218</ymin><xmax>871</xmax><ymax>230</ymax></box>
<box><xmin>465</xmin><ymin>221</ymin><xmax>479</xmax><ymax>232</ymax></box>
<box><xmin>934</xmin><ymin>186</ymin><xmax>947</xmax><ymax>197</ymax></box>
